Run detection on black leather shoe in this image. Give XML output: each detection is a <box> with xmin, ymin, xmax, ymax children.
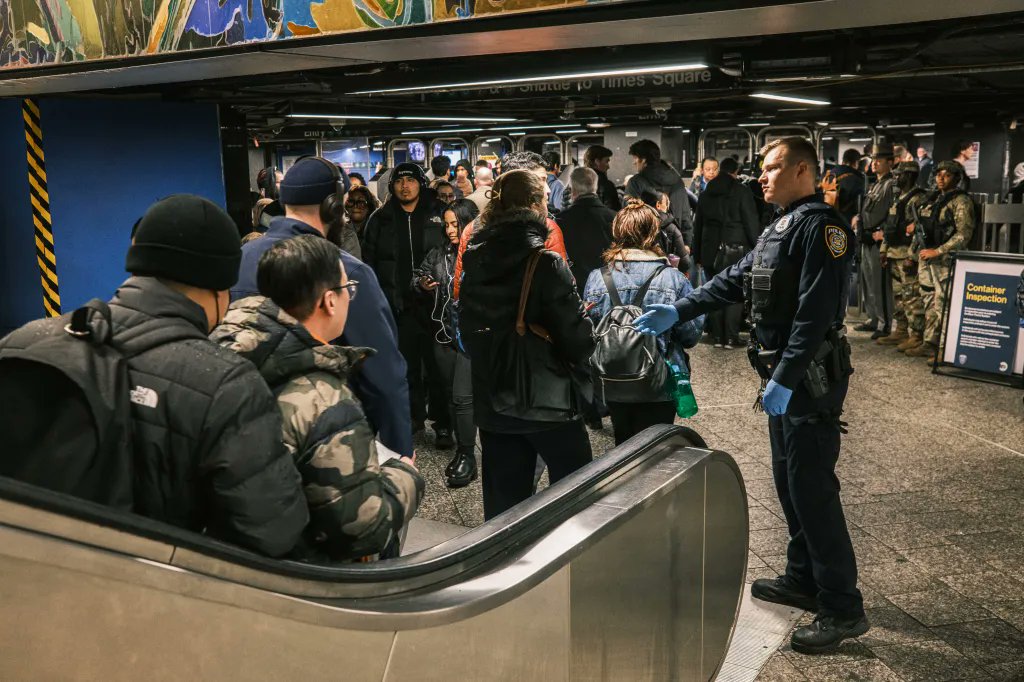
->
<box><xmin>751</xmin><ymin>576</ymin><xmax>818</xmax><ymax>612</ymax></box>
<box><xmin>434</xmin><ymin>428</ymin><xmax>455</xmax><ymax>449</ymax></box>
<box><xmin>790</xmin><ymin>614</ymin><xmax>870</xmax><ymax>655</ymax></box>
<box><xmin>584</xmin><ymin>416</ymin><xmax>604</xmax><ymax>431</ymax></box>
<box><xmin>445</xmin><ymin>451</ymin><xmax>477</xmax><ymax>488</ymax></box>
<box><xmin>870</xmin><ymin>328</ymin><xmax>890</xmax><ymax>340</ymax></box>
<box><xmin>853</xmin><ymin>321</ymin><xmax>877</xmax><ymax>332</ymax></box>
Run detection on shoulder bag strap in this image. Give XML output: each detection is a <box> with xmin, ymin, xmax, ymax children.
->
<box><xmin>516</xmin><ymin>250</ymin><xmax>543</xmax><ymax>336</ymax></box>
<box><xmin>601</xmin><ymin>264</ymin><xmax>623</xmax><ymax>308</ymax></box>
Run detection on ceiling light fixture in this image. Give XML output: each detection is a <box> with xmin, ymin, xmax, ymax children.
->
<box><xmin>738</xmin><ymin>122</ymin><xmax>770</xmax><ymax>127</ymax></box>
<box><xmin>350</xmin><ymin>63</ymin><xmax>708</xmax><ymax>95</ymax></box>
<box><xmin>287</xmin><ymin>113</ymin><xmax>392</xmax><ymax>120</ymax></box>
<box><xmin>509</xmin><ymin>132</ymin><xmax>527</xmax><ymax>136</ymax></box>
<box><xmin>399</xmin><ymin>127</ymin><xmax>486</xmax><ymax>135</ymax></box>
<box><xmin>556</xmin><ymin>129</ymin><xmax>588</xmax><ymax>134</ymax></box>
<box><xmin>847</xmin><ymin>137</ymin><xmax>872</xmax><ymax>142</ymax></box>
<box><xmin>395</xmin><ymin>116</ymin><xmax>518</xmax><ymax>122</ymax></box>
<box><xmin>750</xmin><ymin>92</ymin><xmax>830</xmax><ymax>106</ymax></box>
<box><xmin>913</xmin><ymin>132</ymin><xmax>935</xmax><ymax>137</ymax></box>
<box><xmin>485</xmin><ymin>138</ymin><xmax>502</xmax><ymax>142</ymax></box>
<box><xmin>489</xmin><ymin>123</ymin><xmax>567</xmax><ymax>131</ymax></box>
<box><xmin>587</xmin><ymin>122</ymin><xmax>611</xmax><ymax>128</ymax></box>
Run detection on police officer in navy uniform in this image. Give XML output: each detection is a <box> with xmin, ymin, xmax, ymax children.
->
<box><xmin>635</xmin><ymin>137</ymin><xmax>868</xmax><ymax>654</ymax></box>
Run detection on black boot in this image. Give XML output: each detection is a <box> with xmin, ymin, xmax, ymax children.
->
<box><xmin>790</xmin><ymin>614</ymin><xmax>870</xmax><ymax>654</ymax></box>
<box><xmin>434</xmin><ymin>427</ymin><xmax>454</xmax><ymax>449</ymax></box>
<box><xmin>445</xmin><ymin>450</ymin><xmax>477</xmax><ymax>489</ymax></box>
<box><xmin>870</xmin><ymin>327</ymin><xmax>890</xmax><ymax>340</ymax></box>
<box><xmin>751</xmin><ymin>576</ymin><xmax>818</xmax><ymax>611</ymax></box>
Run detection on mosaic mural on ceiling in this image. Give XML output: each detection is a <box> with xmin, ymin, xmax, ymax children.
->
<box><xmin>0</xmin><ymin>0</ymin><xmax>613</xmax><ymax>70</ymax></box>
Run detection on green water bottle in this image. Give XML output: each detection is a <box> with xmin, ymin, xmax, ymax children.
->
<box><xmin>667</xmin><ymin>362</ymin><xmax>698</xmax><ymax>418</ymax></box>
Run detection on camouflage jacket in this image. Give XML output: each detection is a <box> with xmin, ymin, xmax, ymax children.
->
<box><xmin>212</xmin><ymin>296</ymin><xmax>424</xmax><ymax>561</ymax></box>
<box><xmin>918</xmin><ymin>191</ymin><xmax>975</xmax><ymax>258</ymax></box>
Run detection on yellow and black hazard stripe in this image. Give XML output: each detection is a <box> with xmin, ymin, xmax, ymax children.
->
<box><xmin>22</xmin><ymin>98</ymin><xmax>60</xmax><ymax>318</ymax></box>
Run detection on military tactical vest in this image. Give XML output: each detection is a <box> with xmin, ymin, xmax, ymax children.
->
<box><xmin>918</xmin><ymin>190</ymin><xmax>968</xmax><ymax>248</ymax></box>
<box><xmin>883</xmin><ymin>187</ymin><xmax>925</xmax><ymax>247</ymax></box>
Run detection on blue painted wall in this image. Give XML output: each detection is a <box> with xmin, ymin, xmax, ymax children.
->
<box><xmin>0</xmin><ymin>100</ymin><xmax>42</xmax><ymax>336</ymax></box>
<box><xmin>37</xmin><ymin>98</ymin><xmax>226</xmax><ymax>314</ymax></box>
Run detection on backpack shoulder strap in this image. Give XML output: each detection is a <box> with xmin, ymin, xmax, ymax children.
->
<box><xmin>601</xmin><ymin>264</ymin><xmax>623</xmax><ymax>308</ymax></box>
<box><xmin>634</xmin><ymin>265</ymin><xmax>669</xmax><ymax>305</ymax></box>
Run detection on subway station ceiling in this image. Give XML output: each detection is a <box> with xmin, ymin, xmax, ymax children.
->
<box><xmin>9</xmin><ymin>2</ymin><xmax>1024</xmax><ymax>134</ymax></box>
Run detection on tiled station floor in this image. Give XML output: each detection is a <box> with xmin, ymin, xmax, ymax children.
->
<box><xmin>412</xmin><ymin>315</ymin><xmax>1024</xmax><ymax>681</ymax></box>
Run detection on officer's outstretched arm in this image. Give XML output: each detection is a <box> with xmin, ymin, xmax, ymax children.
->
<box><xmin>673</xmin><ymin>250</ymin><xmax>754</xmax><ymax>322</ymax></box>
<box><xmin>773</xmin><ymin>221</ymin><xmax>852</xmax><ymax>389</ymax></box>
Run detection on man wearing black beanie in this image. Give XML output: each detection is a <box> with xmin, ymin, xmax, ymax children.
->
<box><xmin>233</xmin><ymin>157</ymin><xmax>416</xmax><ymax>460</ymax></box>
<box><xmin>0</xmin><ymin>194</ymin><xmax>308</xmax><ymax>557</ymax></box>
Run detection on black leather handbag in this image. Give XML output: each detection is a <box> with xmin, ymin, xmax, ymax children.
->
<box><xmin>489</xmin><ymin>251</ymin><xmax>578</xmax><ymax>422</ymax></box>
<box><xmin>714</xmin><ymin>242</ymin><xmax>748</xmax><ymax>272</ymax></box>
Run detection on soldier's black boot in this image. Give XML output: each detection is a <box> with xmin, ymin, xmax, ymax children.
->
<box><xmin>445</xmin><ymin>450</ymin><xmax>477</xmax><ymax>489</ymax></box>
<box><xmin>751</xmin><ymin>576</ymin><xmax>818</xmax><ymax>611</ymax></box>
<box><xmin>790</xmin><ymin>614</ymin><xmax>870</xmax><ymax>655</ymax></box>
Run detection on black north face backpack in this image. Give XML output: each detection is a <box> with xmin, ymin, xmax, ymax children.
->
<box><xmin>591</xmin><ymin>265</ymin><xmax>670</xmax><ymax>403</ymax></box>
<box><xmin>0</xmin><ymin>300</ymin><xmax>136</xmax><ymax>509</ymax></box>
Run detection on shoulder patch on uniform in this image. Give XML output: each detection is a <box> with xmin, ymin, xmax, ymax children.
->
<box><xmin>775</xmin><ymin>215</ymin><xmax>792</xmax><ymax>233</ymax></box>
<box><xmin>825</xmin><ymin>225</ymin><xmax>847</xmax><ymax>259</ymax></box>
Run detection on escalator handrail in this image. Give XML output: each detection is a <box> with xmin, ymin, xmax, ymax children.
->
<box><xmin>0</xmin><ymin>425</ymin><xmax>707</xmax><ymax>585</ymax></box>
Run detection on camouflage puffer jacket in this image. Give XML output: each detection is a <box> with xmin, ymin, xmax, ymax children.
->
<box><xmin>212</xmin><ymin>296</ymin><xmax>425</xmax><ymax>561</ymax></box>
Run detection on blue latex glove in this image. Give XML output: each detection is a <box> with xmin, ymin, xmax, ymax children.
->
<box><xmin>633</xmin><ymin>303</ymin><xmax>679</xmax><ymax>336</ymax></box>
<box><xmin>762</xmin><ymin>379</ymin><xmax>793</xmax><ymax>417</ymax></box>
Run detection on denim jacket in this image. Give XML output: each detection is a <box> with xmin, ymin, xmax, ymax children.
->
<box><xmin>582</xmin><ymin>250</ymin><xmax>705</xmax><ymax>373</ymax></box>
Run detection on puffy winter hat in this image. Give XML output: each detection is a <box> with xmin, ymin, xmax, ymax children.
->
<box><xmin>279</xmin><ymin>157</ymin><xmax>341</xmax><ymax>206</ymax></box>
<box><xmin>126</xmin><ymin>195</ymin><xmax>241</xmax><ymax>290</ymax></box>
<box><xmin>391</xmin><ymin>162</ymin><xmax>428</xmax><ymax>187</ymax></box>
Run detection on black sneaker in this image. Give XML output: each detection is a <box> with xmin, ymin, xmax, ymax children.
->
<box><xmin>751</xmin><ymin>576</ymin><xmax>818</xmax><ymax>612</ymax></box>
<box><xmin>434</xmin><ymin>428</ymin><xmax>455</xmax><ymax>449</ymax></box>
<box><xmin>853</xmin><ymin>321</ymin><xmax>877</xmax><ymax>332</ymax></box>
<box><xmin>870</xmin><ymin>328</ymin><xmax>891</xmax><ymax>340</ymax></box>
<box><xmin>790</xmin><ymin>614</ymin><xmax>870</xmax><ymax>655</ymax></box>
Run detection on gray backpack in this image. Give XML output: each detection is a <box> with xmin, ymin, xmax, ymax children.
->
<box><xmin>591</xmin><ymin>265</ymin><xmax>670</xmax><ymax>403</ymax></box>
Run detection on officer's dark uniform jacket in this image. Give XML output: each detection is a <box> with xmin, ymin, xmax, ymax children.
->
<box><xmin>362</xmin><ymin>193</ymin><xmax>447</xmax><ymax>315</ymax></box>
<box><xmin>858</xmin><ymin>173</ymin><xmax>895</xmax><ymax>244</ymax></box>
<box><xmin>0</xmin><ymin>277</ymin><xmax>309</xmax><ymax>557</ymax></box>
<box><xmin>675</xmin><ymin>196</ymin><xmax>856</xmax><ymax>408</ymax></box>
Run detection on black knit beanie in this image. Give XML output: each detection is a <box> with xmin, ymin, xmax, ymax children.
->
<box><xmin>279</xmin><ymin>157</ymin><xmax>341</xmax><ymax>206</ymax></box>
<box><xmin>125</xmin><ymin>195</ymin><xmax>241</xmax><ymax>290</ymax></box>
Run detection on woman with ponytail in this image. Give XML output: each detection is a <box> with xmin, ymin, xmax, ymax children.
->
<box><xmin>582</xmin><ymin>198</ymin><xmax>705</xmax><ymax>445</ymax></box>
<box><xmin>459</xmin><ymin>169</ymin><xmax>596</xmax><ymax>519</ymax></box>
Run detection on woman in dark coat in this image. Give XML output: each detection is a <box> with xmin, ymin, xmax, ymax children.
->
<box><xmin>414</xmin><ymin>199</ymin><xmax>480</xmax><ymax>487</ymax></box>
<box><xmin>459</xmin><ymin>170</ymin><xmax>596</xmax><ymax>519</ymax></box>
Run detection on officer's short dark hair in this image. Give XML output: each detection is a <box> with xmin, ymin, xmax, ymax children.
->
<box><xmin>501</xmin><ymin>151</ymin><xmax>546</xmax><ymax>172</ymax></box>
<box><xmin>257</xmin><ymin>234</ymin><xmax>341</xmax><ymax>321</ymax></box>
<box><xmin>628</xmin><ymin>139</ymin><xmax>662</xmax><ymax>165</ymax></box>
<box><xmin>584</xmin><ymin>144</ymin><xmax>612</xmax><ymax>166</ymax></box>
<box><xmin>762</xmin><ymin>137</ymin><xmax>819</xmax><ymax>173</ymax></box>
<box><xmin>719</xmin><ymin>157</ymin><xmax>739</xmax><ymax>175</ymax></box>
<box><xmin>842</xmin><ymin>149</ymin><xmax>862</xmax><ymax>166</ymax></box>
<box><xmin>430</xmin><ymin>155</ymin><xmax>452</xmax><ymax>177</ymax></box>
<box><xmin>953</xmin><ymin>140</ymin><xmax>973</xmax><ymax>156</ymax></box>
<box><xmin>541</xmin><ymin>151</ymin><xmax>561</xmax><ymax>171</ymax></box>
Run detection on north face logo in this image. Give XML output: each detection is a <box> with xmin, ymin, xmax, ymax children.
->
<box><xmin>130</xmin><ymin>385</ymin><xmax>159</xmax><ymax>409</ymax></box>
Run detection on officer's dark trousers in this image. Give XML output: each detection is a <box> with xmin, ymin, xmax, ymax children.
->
<box><xmin>397</xmin><ymin>313</ymin><xmax>450</xmax><ymax>431</ymax></box>
<box><xmin>767</xmin><ymin>379</ymin><xmax>864</xmax><ymax>618</ymax></box>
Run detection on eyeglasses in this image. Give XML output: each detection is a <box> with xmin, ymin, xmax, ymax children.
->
<box><xmin>345</xmin><ymin>199</ymin><xmax>369</xmax><ymax>208</ymax></box>
<box><xmin>438</xmin><ymin>193</ymin><xmax>456</xmax><ymax>202</ymax></box>
<box><xmin>331</xmin><ymin>280</ymin><xmax>359</xmax><ymax>301</ymax></box>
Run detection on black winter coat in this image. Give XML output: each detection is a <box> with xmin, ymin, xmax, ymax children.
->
<box><xmin>555</xmin><ymin>194</ymin><xmax>616</xmax><ymax>290</ymax></box>
<box><xmin>625</xmin><ymin>161</ymin><xmax>694</xmax><ymax>241</ymax></box>
<box><xmin>692</xmin><ymin>174</ymin><xmax>761</xmax><ymax>269</ymax></box>
<box><xmin>362</xmin><ymin>194</ymin><xmax>447</xmax><ymax>315</ymax></box>
<box><xmin>0</xmin><ymin>277</ymin><xmax>308</xmax><ymax>556</ymax></box>
<box><xmin>412</xmin><ymin>241</ymin><xmax>459</xmax><ymax>341</ymax></box>
<box><xmin>595</xmin><ymin>169</ymin><xmax>621</xmax><ymax>211</ymax></box>
<box><xmin>657</xmin><ymin>210</ymin><xmax>689</xmax><ymax>272</ymax></box>
<box><xmin>460</xmin><ymin>210</ymin><xmax>596</xmax><ymax>433</ymax></box>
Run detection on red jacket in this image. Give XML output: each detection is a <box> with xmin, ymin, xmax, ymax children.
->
<box><xmin>453</xmin><ymin>217</ymin><xmax>568</xmax><ymax>299</ymax></box>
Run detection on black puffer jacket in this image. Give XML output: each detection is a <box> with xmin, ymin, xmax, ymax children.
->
<box><xmin>460</xmin><ymin>210</ymin><xmax>595</xmax><ymax>433</ymax></box>
<box><xmin>625</xmin><ymin>161</ymin><xmax>694</xmax><ymax>241</ymax></box>
<box><xmin>362</xmin><ymin>193</ymin><xmax>447</xmax><ymax>315</ymax></box>
<box><xmin>692</xmin><ymin>173</ymin><xmax>760</xmax><ymax>268</ymax></box>
<box><xmin>0</xmin><ymin>277</ymin><xmax>308</xmax><ymax>556</ymax></box>
<box><xmin>657</xmin><ymin>210</ymin><xmax>690</xmax><ymax>272</ymax></box>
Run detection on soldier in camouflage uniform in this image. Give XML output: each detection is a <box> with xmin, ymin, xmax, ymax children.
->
<box><xmin>905</xmin><ymin>161</ymin><xmax>975</xmax><ymax>359</ymax></box>
<box><xmin>213</xmin><ymin>235</ymin><xmax>424</xmax><ymax>562</ymax></box>
<box><xmin>878</xmin><ymin>161</ymin><xmax>926</xmax><ymax>347</ymax></box>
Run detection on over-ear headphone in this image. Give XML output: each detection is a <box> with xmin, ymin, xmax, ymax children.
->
<box><xmin>258</xmin><ymin>167</ymin><xmax>279</xmax><ymax>200</ymax></box>
<box><xmin>308</xmin><ymin>156</ymin><xmax>346</xmax><ymax>225</ymax></box>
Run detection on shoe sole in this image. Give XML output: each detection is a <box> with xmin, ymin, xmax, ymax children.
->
<box><xmin>445</xmin><ymin>470</ymin><xmax>478</xmax><ymax>489</ymax></box>
<box><xmin>750</xmin><ymin>586</ymin><xmax>818</xmax><ymax>612</ymax></box>
<box><xmin>790</xmin><ymin>620</ymin><xmax>870</xmax><ymax>655</ymax></box>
